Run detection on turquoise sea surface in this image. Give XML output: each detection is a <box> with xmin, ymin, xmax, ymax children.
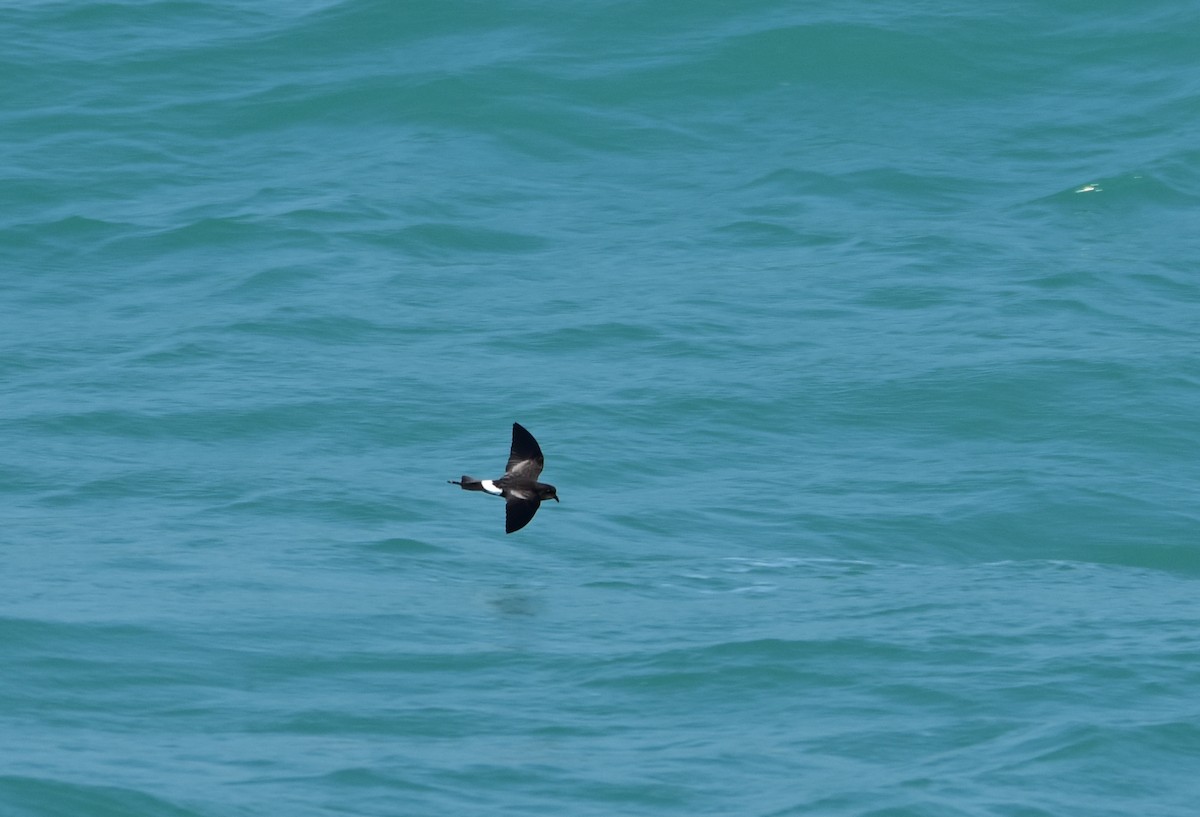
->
<box><xmin>3</xmin><ymin>1</ymin><xmax>1199</xmax><ymax>815</ymax></box>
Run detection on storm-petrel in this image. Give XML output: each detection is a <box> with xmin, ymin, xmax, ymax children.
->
<box><xmin>448</xmin><ymin>422</ymin><xmax>559</xmax><ymax>533</ymax></box>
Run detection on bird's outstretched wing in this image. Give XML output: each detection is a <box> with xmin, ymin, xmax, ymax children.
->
<box><xmin>505</xmin><ymin>422</ymin><xmax>544</xmax><ymax>479</ymax></box>
<box><xmin>505</xmin><ymin>493</ymin><xmax>542</xmax><ymax>534</ymax></box>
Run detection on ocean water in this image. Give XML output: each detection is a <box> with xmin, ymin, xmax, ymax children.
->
<box><xmin>3</xmin><ymin>0</ymin><xmax>1200</xmax><ymax>814</ymax></box>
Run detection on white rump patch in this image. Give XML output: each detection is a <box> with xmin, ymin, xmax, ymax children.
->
<box><xmin>480</xmin><ymin>479</ymin><xmax>503</xmax><ymax>496</ymax></box>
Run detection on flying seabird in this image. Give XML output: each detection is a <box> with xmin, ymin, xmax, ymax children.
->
<box><xmin>448</xmin><ymin>422</ymin><xmax>559</xmax><ymax>533</ymax></box>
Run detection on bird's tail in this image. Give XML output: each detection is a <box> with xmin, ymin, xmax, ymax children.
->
<box><xmin>449</xmin><ymin>475</ymin><xmax>485</xmax><ymax>491</ymax></box>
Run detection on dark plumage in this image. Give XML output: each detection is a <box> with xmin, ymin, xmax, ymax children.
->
<box><xmin>448</xmin><ymin>423</ymin><xmax>559</xmax><ymax>533</ymax></box>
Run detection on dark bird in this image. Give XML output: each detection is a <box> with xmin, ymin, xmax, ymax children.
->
<box><xmin>448</xmin><ymin>423</ymin><xmax>559</xmax><ymax>533</ymax></box>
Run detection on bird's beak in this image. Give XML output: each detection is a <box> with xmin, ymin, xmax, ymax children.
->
<box><xmin>553</xmin><ymin>496</ymin><xmax>560</xmax><ymax>502</ymax></box>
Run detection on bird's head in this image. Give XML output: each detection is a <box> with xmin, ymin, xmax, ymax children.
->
<box><xmin>537</xmin><ymin>483</ymin><xmax>560</xmax><ymax>502</ymax></box>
